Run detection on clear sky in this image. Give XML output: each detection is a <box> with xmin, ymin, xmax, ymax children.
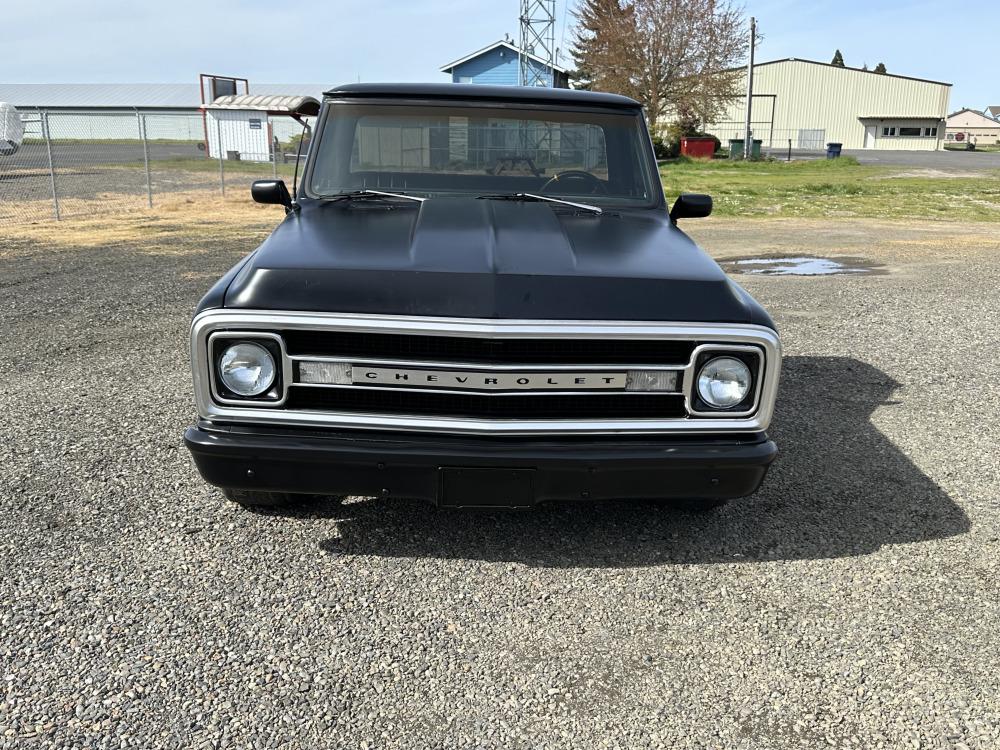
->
<box><xmin>2</xmin><ymin>0</ymin><xmax>994</xmax><ymax>110</ymax></box>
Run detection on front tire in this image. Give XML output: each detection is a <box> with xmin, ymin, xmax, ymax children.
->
<box><xmin>221</xmin><ymin>488</ymin><xmax>342</xmax><ymax>508</ymax></box>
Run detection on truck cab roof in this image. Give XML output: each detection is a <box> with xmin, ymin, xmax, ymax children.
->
<box><xmin>322</xmin><ymin>82</ymin><xmax>642</xmax><ymax>110</ymax></box>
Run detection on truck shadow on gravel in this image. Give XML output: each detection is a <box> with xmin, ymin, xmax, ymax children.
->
<box><xmin>305</xmin><ymin>356</ymin><xmax>969</xmax><ymax>566</ymax></box>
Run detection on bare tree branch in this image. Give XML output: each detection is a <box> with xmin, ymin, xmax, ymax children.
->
<box><xmin>569</xmin><ymin>0</ymin><xmax>752</xmax><ymax>130</ymax></box>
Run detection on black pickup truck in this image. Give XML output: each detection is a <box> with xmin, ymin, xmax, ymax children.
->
<box><xmin>184</xmin><ymin>83</ymin><xmax>781</xmax><ymax>510</ymax></box>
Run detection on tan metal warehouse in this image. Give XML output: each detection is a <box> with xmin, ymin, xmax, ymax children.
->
<box><xmin>704</xmin><ymin>58</ymin><xmax>951</xmax><ymax>152</ymax></box>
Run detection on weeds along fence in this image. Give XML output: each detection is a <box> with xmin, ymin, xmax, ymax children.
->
<box><xmin>651</xmin><ymin>120</ymin><xmax>833</xmax><ymax>159</ymax></box>
<box><xmin>702</xmin><ymin>126</ymin><xmax>834</xmax><ymax>158</ymax></box>
<box><xmin>0</xmin><ymin>109</ymin><xmax>311</xmax><ymax>226</ymax></box>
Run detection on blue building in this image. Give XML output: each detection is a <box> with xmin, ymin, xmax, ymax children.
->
<box><xmin>440</xmin><ymin>40</ymin><xmax>569</xmax><ymax>88</ymax></box>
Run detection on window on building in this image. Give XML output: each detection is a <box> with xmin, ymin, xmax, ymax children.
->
<box><xmin>899</xmin><ymin>127</ymin><xmax>922</xmax><ymax>137</ymax></box>
<box><xmin>211</xmin><ymin>78</ymin><xmax>237</xmax><ymax>100</ymax></box>
<box><xmin>882</xmin><ymin>126</ymin><xmax>896</xmax><ymax>136</ymax></box>
<box><xmin>946</xmin><ymin>133</ymin><xmax>955</xmax><ymax>140</ymax></box>
<box><xmin>924</xmin><ymin>127</ymin><xmax>938</xmax><ymax>137</ymax></box>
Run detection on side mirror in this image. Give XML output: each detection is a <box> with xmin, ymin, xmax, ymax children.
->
<box><xmin>251</xmin><ymin>179</ymin><xmax>293</xmax><ymax>210</ymax></box>
<box><xmin>669</xmin><ymin>193</ymin><xmax>713</xmax><ymax>222</ymax></box>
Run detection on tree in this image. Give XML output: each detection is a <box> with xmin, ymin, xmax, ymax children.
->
<box><xmin>861</xmin><ymin>63</ymin><xmax>869</xmax><ymax>71</ymax></box>
<box><xmin>569</xmin><ymin>0</ymin><xmax>636</xmax><ymax>95</ymax></box>
<box><xmin>570</xmin><ymin>0</ymin><xmax>753</xmax><ymax>131</ymax></box>
<box><xmin>831</xmin><ymin>49</ymin><xmax>845</xmax><ymax>66</ymax></box>
<box><xmin>874</xmin><ymin>62</ymin><xmax>887</xmax><ymax>74</ymax></box>
<box><xmin>633</xmin><ymin>0</ymin><xmax>752</xmax><ymax>130</ymax></box>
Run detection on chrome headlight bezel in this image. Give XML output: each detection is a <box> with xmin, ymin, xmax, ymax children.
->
<box><xmin>686</xmin><ymin>345</ymin><xmax>763</xmax><ymax>416</ymax></box>
<box><xmin>208</xmin><ymin>332</ymin><xmax>288</xmax><ymax>405</ymax></box>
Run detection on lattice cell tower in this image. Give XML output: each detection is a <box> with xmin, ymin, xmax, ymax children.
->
<box><xmin>519</xmin><ymin>0</ymin><xmax>557</xmax><ymax>87</ymax></box>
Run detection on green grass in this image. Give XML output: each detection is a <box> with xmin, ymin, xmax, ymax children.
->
<box><xmin>146</xmin><ymin>157</ymin><xmax>299</xmax><ymax>176</ymax></box>
<box><xmin>660</xmin><ymin>157</ymin><xmax>1000</xmax><ymax>221</ymax></box>
<box><xmin>80</xmin><ymin>156</ymin><xmax>300</xmax><ymax>178</ymax></box>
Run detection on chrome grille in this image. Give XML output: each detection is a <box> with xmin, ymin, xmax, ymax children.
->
<box><xmin>282</xmin><ymin>329</ymin><xmax>696</xmax><ymax>365</ymax></box>
<box><xmin>192</xmin><ymin>311</ymin><xmax>781</xmax><ymax>436</ymax></box>
<box><xmin>285</xmin><ymin>387</ymin><xmax>687</xmax><ymax>419</ymax></box>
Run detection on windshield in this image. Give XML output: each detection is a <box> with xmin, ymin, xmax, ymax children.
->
<box><xmin>307</xmin><ymin>102</ymin><xmax>659</xmax><ymax>207</ymax></box>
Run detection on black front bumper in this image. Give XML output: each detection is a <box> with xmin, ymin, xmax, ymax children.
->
<box><xmin>184</xmin><ymin>422</ymin><xmax>777</xmax><ymax>508</ymax></box>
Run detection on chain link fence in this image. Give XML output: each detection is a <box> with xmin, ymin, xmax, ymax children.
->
<box><xmin>0</xmin><ymin>110</ymin><xmax>842</xmax><ymax>226</ymax></box>
<box><xmin>0</xmin><ymin>109</ymin><xmax>310</xmax><ymax>226</ymax></box>
<box><xmin>703</xmin><ymin>126</ymin><xmax>834</xmax><ymax>159</ymax></box>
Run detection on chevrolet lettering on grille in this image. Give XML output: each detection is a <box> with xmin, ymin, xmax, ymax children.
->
<box><xmin>353</xmin><ymin>366</ymin><xmax>628</xmax><ymax>391</ymax></box>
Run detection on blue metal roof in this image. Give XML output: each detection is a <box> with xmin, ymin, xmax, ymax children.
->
<box><xmin>440</xmin><ymin>41</ymin><xmax>568</xmax><ymax>74</ymax></box>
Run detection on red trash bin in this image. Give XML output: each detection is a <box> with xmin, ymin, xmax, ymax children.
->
<box><xmin>680</xmin><ymin>137</ymin><xmax>717</xmax><ymax>158</ymax></box>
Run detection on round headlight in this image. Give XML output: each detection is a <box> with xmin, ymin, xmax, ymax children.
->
<box><xmin>697</xmin><ymin>356</ymin><xmax>752</xmax><ymax>409</ymax></box>
<box><xmin>219</xmin><ymin>342</ymin><xmax>276</xmax><ymax>397</ymax></box>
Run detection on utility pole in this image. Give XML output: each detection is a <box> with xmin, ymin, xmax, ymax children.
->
<box><xmin>743</xmin><ymin>16</ymin><xmax>756</xmax><ymax>159</ymax></box>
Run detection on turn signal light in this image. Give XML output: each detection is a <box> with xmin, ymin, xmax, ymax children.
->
<box><xmin>625</xmin><ymin>370</ymin><xmax>680</xmax><ymax>392</ymax></box>
<box><xmin>298</xmin><ymin>361</ymin><xmax>352</xmax><ymax>385</ymax></box>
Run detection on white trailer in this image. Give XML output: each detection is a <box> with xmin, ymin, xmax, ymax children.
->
<box><xmin>0</xmin><ymin>102</ymin><xmax>24</xmax><ymax>156</ymax></box>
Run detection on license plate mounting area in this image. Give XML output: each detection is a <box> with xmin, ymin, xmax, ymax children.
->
<box><xmin>438</xmin><ymin>467</ymin><xmax>535</xmax><ymax>508</ymax></box>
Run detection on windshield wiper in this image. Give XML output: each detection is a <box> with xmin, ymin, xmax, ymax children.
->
<box><xmin>476</xmin><ymin>192</ymin><xmax>602</xmax><ymax>215</ymax></box>
<box><xmin>323</xmin><ymin>189</ymin><xmax>426</xmax><ymax>204</ymax></box>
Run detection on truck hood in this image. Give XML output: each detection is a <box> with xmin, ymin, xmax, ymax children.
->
<box><xmin>222</xmin><ymin>197</ymin><xmax>769</xmax><ymax>325</ymax></box>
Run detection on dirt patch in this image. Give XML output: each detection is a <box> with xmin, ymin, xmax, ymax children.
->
<box><xmin>689</xmin><ymin>216</ymin><xmax>1000</xmax><ymax>266</ymax></box>
<box><xmin>0</xmin><ymin>191</ymin><xmax>283</xmax><ymax>257</ymax></box>
<box><xmin>879</xmin><ymin>169</ymin><xmax>985</xmax><ymax>179</ymax></box>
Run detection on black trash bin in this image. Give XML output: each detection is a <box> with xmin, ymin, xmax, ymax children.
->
<box><xmin>826</xmin><ymin>142</ymin><xmax>843</xmax><ymax>159</ymax></box>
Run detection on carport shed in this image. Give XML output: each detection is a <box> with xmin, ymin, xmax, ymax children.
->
<box><xmin>201</xmin><ymin>94</ymin><xmax>319</xmax><ymax>162</ymax></box>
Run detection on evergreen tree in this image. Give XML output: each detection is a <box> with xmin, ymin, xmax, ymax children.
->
<box><xmin>874</xmin><ymin>62</ymin><xmax>887</xmax><ymax>74</ymax></box>
<box><xmin>569</xmin><ymin>0</ymin><xmax>636</xmax><ymax>93</ymax></box>
<box><xmin>831</xmin><ymin>49</ymin><xmax>845</xmax><ymax>67</ymax></box>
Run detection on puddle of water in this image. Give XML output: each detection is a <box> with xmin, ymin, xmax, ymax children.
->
<box><xmin>721</xmin><ymin>256</ymin><xmax>883</xmax><ymax>276</ymax></box>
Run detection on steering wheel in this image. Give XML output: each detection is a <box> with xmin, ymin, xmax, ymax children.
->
<box><xmin>540</xmin><ymin>170</ymin><xmax>607</xmax><ymax>195</ymax></box>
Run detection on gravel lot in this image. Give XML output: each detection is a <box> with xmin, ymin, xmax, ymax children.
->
<box><xmin>1</xmin><ymin>210</ymin><xmax>998</xmax><ymax>748</ymax></box>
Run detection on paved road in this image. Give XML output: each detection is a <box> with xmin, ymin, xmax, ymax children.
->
<box><xmin>845</xmin><ymin>148</ymin><xmax>1000</xmax><ymax>170</ymax></box>
<box><xmin>1</xmin><ymin>214</ymin><xmax>999</xmax><ymax>748</ymax></box>
<box><xmin>759</xmin><ymin>146</ymin><xmax>1000</xmax><ymax>171</ymax></box>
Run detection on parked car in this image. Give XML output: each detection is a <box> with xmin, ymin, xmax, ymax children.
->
<box><xmin>184</xmin><ymin>83</ymin><xmax>782</xmax><ymax>510</ymax></box>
